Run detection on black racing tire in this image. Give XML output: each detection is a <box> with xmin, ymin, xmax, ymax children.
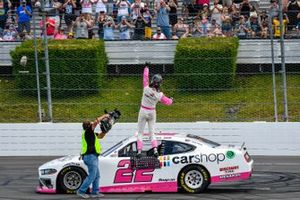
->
<box><xmin>57</xmin><ymin>166</ymin><xmax>87</xmax><ymax>194</ymax></box>
<box><xmin>178</xmin><ymin>165</ymin><xmax>210</xmax><ymax>193</ymax></box>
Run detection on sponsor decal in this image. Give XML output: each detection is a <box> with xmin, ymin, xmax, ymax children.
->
<box><xmin>158</xmin><ymin>178</ymin><xmax>175</xmax><ymax>182</ymax></box>
<box><xmin>172</xmin><ymin>153</ymin><xmax>226</xmax><ymax>165</ymax></box>
<box><xmin>226</xmin><ymin>150</ymin><xmax>235</xmax><ymax>159</ymax></box>
<box><xmin>159</xmin><ymin>156</ymin><xmax>171</xmax><ymax>167</ymax></box>
<box><xmin>219</xmin><ymin>173</ymin><xmax>241</xmax><ymax>179</ymax></box>
<box><xmin>219</xmin><ymin>165</ymin><xmax>239</xmax><ymax>173</ymax></box>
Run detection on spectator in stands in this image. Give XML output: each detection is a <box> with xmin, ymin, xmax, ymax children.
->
<box><xmin>222</xmin><ymin>15</ymin><xmax>233</xmax><ymax>36</ymax></box>
<box><xmin>231</xmin><ymin>9</ymin><xmax>240</xmax><ymax>27</ymax></box>
<box><xmin>103</xmin><ymin>15</ymin><xmax>115</xmax><ymax>40</ymax></box>
<box><xmin>117</xmin><ymin>0</ymin><xmax>130</xmax><ymax>22</ymax></box>
<box><xmin>54</xmin><ymin>26</ymin><xmax>68</xmax><ymax>39</ymax></box>
<box><xmin>261</xmin><ymin>20</ymin><xmax>268</xmax><ymax>38</ymax></box>
<box><xmin>182</xmin><ymin>0</ymin><xmax>193</xmax><ymax>18</ymax></box>
<box><xmin>194</xmin><ymin>0</ymin><xmax>209</xmax><ymax>15</ymax></box>
<box><xmin>56</xmin><ymin>0</ymin><xmax>65</xmax><ymax>28</ymax></box>
<box><xmin>273</xmin><ymin>14</ymin><xmax>289</xmax><ymax>38</ymax></box>
<box><xmin>173</xmin><ymin>17</ymin><xmax>189</xmax><ymax>38</ymax></box>
<box><xmin>16</xmin><ymin>0</ymin><xmax>32</xmax><ymax>34</ymax></box>
<box><xmin>132</xmin><ymin>14</ymin><xmax>147</xmax><ymax>40</ymax></box>
<box><xmin>234</xmin><ymin>14</ymin><xmax>249</xmax><ymax>38</ymax></box>
<box><xmin>97</xmin><ymin>10</ymin><xmax>107</xmax><ymax>39</ymax></box>
<box><xmin>223</xmin><ymin>0</ymin><xmax>232</xmax><ymax>8</ymax></box>
<box><xmin>209</xmin><ymin>18</ymin><xmax>221</xmax><ymax>33</ymax></box>
<box><xmin>198</xmin><ymin>3</ymin><xmax>210</xmax><ymax>19</ymax></box>
<box><xmin>85</xmin><ymin>13</ymin><xmax>95</xmax><ymax>38</ymax></box>
<box><xmin>152</xmin><ymin>26</ymin><xmax>167</xmax><ymax>39</ymax></box>
<box><xmin>2</xmin><ymin>23</ymin><xmax>17</xmax><ymax>40</ymax></box>
<box><xmin>74</xmin><ymin>13</ymin><xmax>92</xmax><ymax>39</ymax></box>
<box><xmin>106</xmin><ymin>0</ymin><xmax>114</xmax><ymax>15</ymax></box>
<box><xmin>131</xmin><ymin>0</ymin><xmax>145</xmax><ymax>22</ymax></box>
<box><xmin>63</xmin><ymin>0</ymin><xmax>77</xmax><ymax>33</ymax></box>
<box><xmin>95</xmin><ymin>0</ymin><xmax>107</xmax><ymax>15</ymax></box>
<box><xmin>50</xmin><ymin>0</ymin><xmax>64</xmax><ymax>30</ymax></box>
<box><xmin>140</xmin><ymin>3</ymin><xmax>152</xmax><ymax>39</ymax></box>
<box><xmin>221</xmin><ymin>6</ymin><xmax>231</xmax><ymax>22</ymax></box>
<box><xmin>209</xmin><ymin>20</ymin><xmax>224</xmax><ymax>37</ymax></box>
<box><xmin>249</xmin><ymin>0</ymin><xmax>259</xmax><ymax>13</ymax></box>
<box><xmin>39</xmin><ymin>16</ymin><xmax>56</xmax><ymax>38</ymax></box>
<box><xmin>249</xmin><ymin>13</ymin><xmax>261</xmax><ymax>38</ymax></box>
<box><xmin>269</xmin><ymin>0</ymin><xmax>279</xmax><ymax>19</ymax></box>
<box><xmin>117</xmin><ymin>15</ymin><xmax>133</xmax><ymax>39</ymax></box>
<box><xmin>240</xmin><ymin>0</ymin><xmax>252</xmax><ymax>18</ymax></box>
<box><xmin>168</xmin><ymin>0</ymin><xmax>177</xmax><ymax>31</ymax></box>
<box><xmin>81</xmin><ymin>0</ymin><xmax>93</xmax><ymax>14</ymax></box>
<box><xmin>67</xmin><ymin>31</ymin><xmax>74</xmax><ymax>38</ymax></box>
<box><xmin>260</xmin><ymin>9</ymin><xmax>269</xmax><ymax>25</ymax></box>
<box><xmin>286</xmin><ymin>0</ymin><xmax>300</xmax><ymax>30</ymax></box>
<box><xmin>192</xmin><ymin>16</ymin><xmax>202</xmax><ymax>37</ymax></box>
<box><xmin>156</xmin><ymin>0</ymin><xmax>171</xmax><ymax>39</ymax></box>
<box><xmin>210</xmin><ymin>0</ymin><xmax>223</xmax><ymax>26</ymax></box>
<box><xmin>0</xmin><ymin>0</ymin><xmax>11</xmax><ymax>34</ymax></box>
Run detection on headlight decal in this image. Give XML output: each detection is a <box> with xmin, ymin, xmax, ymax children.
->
<box><xmin>40</xmin><ymin>168</ymin><xmax>57</xmax><ymax>175</ymax></box>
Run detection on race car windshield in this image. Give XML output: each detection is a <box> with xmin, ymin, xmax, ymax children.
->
<box><xmin>101</xmin><ymin>138</ymin><xmax>128</xmax><ymax>157</ymax></box>
<box><xmin>186</xmin><ymin>134</ymin><xmax>220</xmax><ymax>148</ymax></box>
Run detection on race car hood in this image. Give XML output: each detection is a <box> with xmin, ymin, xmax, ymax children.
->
<box><xmin>39</xmin><ymin>155</ymin><xmax>81</xmax><ymax>170</ymax></box>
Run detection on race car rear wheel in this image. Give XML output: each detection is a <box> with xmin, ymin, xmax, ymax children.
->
<box><xmin>57</xmin><ymin>166</ymin><xmax>86</xmax><ymax>194</ymax></box>
<box><xmin>178</xmin><ymin>165</ymin><xmax>209</xmax><ymax>193</ymax></box>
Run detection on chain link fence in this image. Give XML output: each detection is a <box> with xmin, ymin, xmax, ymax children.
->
<box><xmin>1</xmin><ymin>44</ymin><xmax>300</xmax><ymax>123</ymax></box>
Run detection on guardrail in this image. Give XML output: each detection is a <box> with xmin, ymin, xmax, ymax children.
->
<box><xmin>0</xmin><ymin>122</ymin><xmax>299</xmax><ymax>156</ymax></box>
<box><xmin>2</xmin><ymin>39</ymin><xmax>300</xmax><ymax>68</ymax></box>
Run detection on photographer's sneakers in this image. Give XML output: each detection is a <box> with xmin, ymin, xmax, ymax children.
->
<box><xmin>90</xmin><ymin>193</ymin><xmax>105</xmax><ymax>198</ymax></box>
<box><xmin>76</xmin><ymin>191</ymin><xmax>89</xmax><ymax>199</ymax></box>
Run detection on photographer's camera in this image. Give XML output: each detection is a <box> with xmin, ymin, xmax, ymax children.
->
<box><xmin>100</xmin><ymin>109</ymin><xmax>121</xmax><ymax>133</ymax></box>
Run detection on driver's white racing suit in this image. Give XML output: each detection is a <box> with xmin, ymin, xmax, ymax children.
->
<box><xmin>137</xmin><ymin>66</ymin><xmax>173</xmax><ymax>152</ymax></box>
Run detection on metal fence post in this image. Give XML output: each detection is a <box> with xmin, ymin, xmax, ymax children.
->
<box><xmin>268</xmin><ymin>13</ymin><xmax>278</xmax><ymax>122</ymax></box>
<box><xmin>278</xmin><ymin>0</ymin><xmax>289</xmax><ymax>121</ymax></box>
<box><xmin>41</xmin><ymin>0</ymin><xmax>53</xmax><ymax>122</ymax></box>
<box><xmin>32</xmin><ymin>7</ymin><xmax>43</xmax><ymax>122</ymax></box>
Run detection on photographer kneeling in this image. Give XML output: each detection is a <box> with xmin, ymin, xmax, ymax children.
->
<box><xmin>77</xmin><ymin>111</ymin><xmax>119</xmax><ymax>199</ymax></box>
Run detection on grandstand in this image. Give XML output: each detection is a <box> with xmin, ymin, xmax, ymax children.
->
<box><xmin>1</xmin><ymin>0</ymin><xmax>300</xmax><ymax>71</ymax></box>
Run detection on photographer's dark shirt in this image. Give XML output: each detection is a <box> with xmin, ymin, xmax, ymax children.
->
<box><xmin>83</xmin><ymin>127</ymin><xmax>98</xmax><ymax>156</ymax></box>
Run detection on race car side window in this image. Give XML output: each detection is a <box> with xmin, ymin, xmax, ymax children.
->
<box><xmin>161</xmin><ymin>140</ymin><xmax>195</xmax><ymax>155</ymax></box>
<box><xmin>118</xmin><ymin>142</ymin><xmax>137</xmax><ymax>157</ymax></box>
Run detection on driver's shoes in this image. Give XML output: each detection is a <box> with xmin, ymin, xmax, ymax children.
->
<box><xmin>136</xmin><ymin>153</ymin><xmax>142</xmax><ymax>159</ymax></box>
<box><xmin>153</xmin><ymin>150</ymin><xmax>159</xmax><ymax>158</ymax></box>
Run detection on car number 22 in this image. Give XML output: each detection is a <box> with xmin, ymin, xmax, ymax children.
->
<box><xmin>113</xmin><ymin>160</ymin><xmax>154</xmax><ymax>183</ymax></box>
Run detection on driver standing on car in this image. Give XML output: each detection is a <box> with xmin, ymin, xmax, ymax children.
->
<box><xmin>76</xmin><ymin>113</ymin><xmax>109</xmax><ymax>199</ymax></box>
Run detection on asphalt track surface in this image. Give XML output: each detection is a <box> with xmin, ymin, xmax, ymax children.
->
<box><xmin>0</xmin><ymin>156</ymin><xmax>300</xmax><ymax>200</ymax></box>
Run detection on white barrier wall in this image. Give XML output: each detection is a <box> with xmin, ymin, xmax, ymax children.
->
<box><xmin>0</xmin><ymin>122</ymin><xmax>300</xmax><ymax>156</ymax></box>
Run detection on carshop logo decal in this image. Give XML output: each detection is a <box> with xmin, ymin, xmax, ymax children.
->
<box><xmin>226</xmin><ymin>150</ymin><xmax>235</xmax><ymax>159</ymax></box>
<box><xmin>172</xmin><ymin>153</ymin><xmax>226</xmax><ymax>164</ymax></box>
<box><xmin>159</xmin><ymin>156</ymin><xmax>171</xmax><ymax>167</ymax></box>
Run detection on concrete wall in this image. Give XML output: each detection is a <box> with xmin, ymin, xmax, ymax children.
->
<box><xmin>1</xmin><ymin>122</ymin><xmax>299</xmax><ymax>156</ymax></box>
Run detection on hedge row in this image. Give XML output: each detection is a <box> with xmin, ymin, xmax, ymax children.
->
<box><xmin>11</xmin><ymin>39</ymin><xmax>107</xmax><ymax>98</ymax></box>
<box><xmin>174</xmin><ymin>37</ymin><xmax>239</xmax><ymax>90</ymax></box>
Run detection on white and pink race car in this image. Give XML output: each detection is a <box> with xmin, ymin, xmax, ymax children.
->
<box><xmin>36</xmin><ymin>132</ymin><xmax>253</xmax><ymax>194</ymax></box>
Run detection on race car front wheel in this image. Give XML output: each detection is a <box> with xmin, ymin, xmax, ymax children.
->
<box><xmin>57</xmin><ymin>166</ymin><xmax>86</xmax><ymax>194</ymax></box>
<box><xmin>178</xmin><ymin>165</ymin><xmax>209</xmax><ymax>193</ymax></box>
